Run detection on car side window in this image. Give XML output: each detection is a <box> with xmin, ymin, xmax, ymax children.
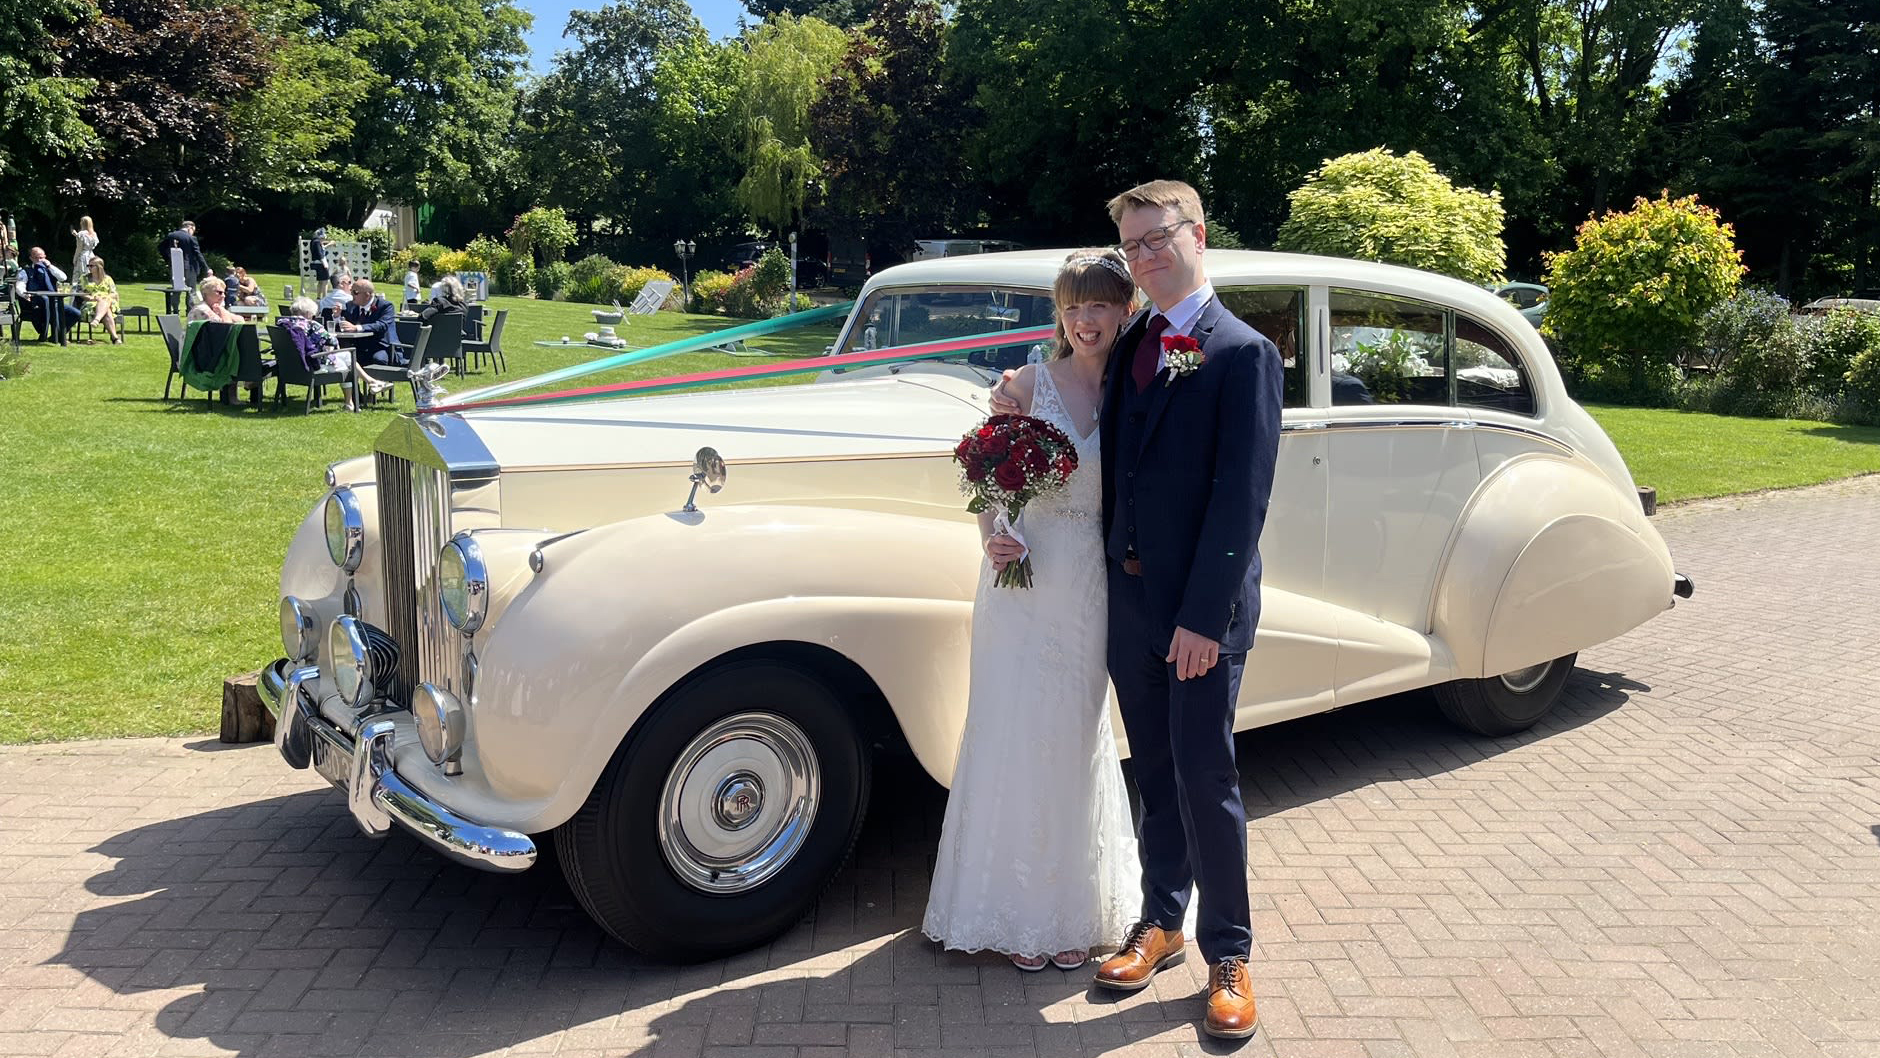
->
<box><xmin>1329</xmin><ymin>290</ymin><xmax>1447</xmax><ymax>406</ymax></box>
<box><xmin>1218</xmin><ymin>287</ymin><xmax>1309</xmax><ymax>408</ymax></box>
<box><xmin>839</xmin><ymin>287</ymin><xmax>1056</xmax><ymax>369</ymax></box>
<box><xmin>1454</xmin><ymin>314</ymin><xmax>1536</xmax><ymax>415</ymax></box>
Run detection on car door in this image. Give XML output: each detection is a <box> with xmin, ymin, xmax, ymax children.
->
<box><xmin>1320</xmin><ymin>288</ymin><xmax>1485</xmax><ymax>703</ymax></box>
<box><xmin>1214</xmin><ymin>287</ymin><xmax>1340</xmax><ymax>730</ymax></box>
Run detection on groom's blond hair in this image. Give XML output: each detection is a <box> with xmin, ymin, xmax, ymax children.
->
<box><xmin>1106</xmin><ymin>180</ymin><xmax>1205</xmax><ymax>227</ymax></box>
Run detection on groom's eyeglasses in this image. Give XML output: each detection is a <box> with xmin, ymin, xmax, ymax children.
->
<box><xmin>1118</xmin><ymin>220</ymin><xmax>1196</xmax><ymax>260</ymax></box>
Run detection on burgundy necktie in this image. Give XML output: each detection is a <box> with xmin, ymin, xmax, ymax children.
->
<box><xmin>1131</xmin><ymin>313</ymin><xmax>1170</xmax><ymax>392</ymax></box>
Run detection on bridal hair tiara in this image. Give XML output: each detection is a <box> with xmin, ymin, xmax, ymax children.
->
<box><xmin>1063</xmin><ymin>251</ymin><xmax>1132</xmax><ymax>284</ymax></box>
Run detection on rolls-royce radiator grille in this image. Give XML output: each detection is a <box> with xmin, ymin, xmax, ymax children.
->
<box><xmin>375</xmin><ymin>451</ymin><xmax>454</xmax><ymax>705</ymax></box>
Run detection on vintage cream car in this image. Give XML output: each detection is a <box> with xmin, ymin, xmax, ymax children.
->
<box><xmin>261</xmin><ymin>249</ymin><xmax>1692</xmax><ymax>961</ymax></box>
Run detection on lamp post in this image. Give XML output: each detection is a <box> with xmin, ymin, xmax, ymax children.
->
<box><xmin>788</xmin><ymin>231</ymin><xmax>798</xmax><ymax>311</ymax></box>
<box><xmin>672</xmin><ymin>238</ymin><xmax>696</xmax><ymax>312</ymax></box>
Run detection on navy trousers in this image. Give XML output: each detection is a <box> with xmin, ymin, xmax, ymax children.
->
<box><xmin>1106</xmin><ymin>562</ymin><xmax>1252</xmax><ymax>962</ymax></box>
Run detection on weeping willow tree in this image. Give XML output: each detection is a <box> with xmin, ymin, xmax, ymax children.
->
<box><xmin>734</xmin><ymin>14</ymin><xmax>848</xmax><ymax>230</ymax></box>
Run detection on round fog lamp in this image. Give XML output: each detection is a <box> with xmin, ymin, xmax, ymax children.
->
<box><xmin>280</xmin><ymin>597</ymin><xmax>317</xmax><ymax>663</ymax></box>
<box><xmin>413</xmin><ymin>683</ymin><xmax>466</xmax><ymax>765</ymax></box>
<box><xmin>324</xmin><ymin>489</ymin><xmax>365</xmax><ymax>573</ymax></box>
<box><xmin>327</xmin><ymin>615</ymin><xmax>372</xmax><ymax>709</ymax></box>
<box><xmin>437</xmin><ymin>536</ymin><xmax>488</xmax><ymax>634</ymax></box>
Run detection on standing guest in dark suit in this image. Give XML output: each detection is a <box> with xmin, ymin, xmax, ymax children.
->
<box><xmin>337</xmin><ymin>278</ymin><xmax>402</xmax><ymax>365</ymax></box>
<box><xmin>308</xmin><ymin>227</ymin><xmax>330</xmax><ymax>292</ymax></box>
<box><xmin>160</xmin><ymin>221</ymin><xmax>209</xmax><ymax>293</ymax></box>
<box><xmin>991</xmin><ymin>180</ymin><xmax>1282</xmax><ymax>1040</ymax></box>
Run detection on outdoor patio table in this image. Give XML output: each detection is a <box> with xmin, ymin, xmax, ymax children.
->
<box><xmin>230</xmin><ymin>305</ymin><xmax>269</xmax><ymax>321</ymax></box>
<box><xmin>144</xmin><ymin>285</ymin><xmax>190</xmax><ymax>315</ymax></box>
<box><xmin>22</xmin><ymin>290</ymin><xmax>78</xmax><ymax>346</ymax></box>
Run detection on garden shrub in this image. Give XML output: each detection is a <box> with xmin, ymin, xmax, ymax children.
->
<box><xmin>1544</xmin><ymin>192</ymin><xmax>1745</xmax><ymax>399</ymax></box>
<box><xmin>718</xmin><ymin>249</ymin><xmax>794</xmax><ymax>319</ymax></box>
<box><xmin>492</xmin><ymin>250</ymin><xmax>531</xmax><ymax>296</ymax></box>
<box><xmin>1276</xmin><ymin>147</ymin><xmax>1506</xmax><ymax>285</ymax></box>
<box><xmin>461</xmin><ymin>235</ymin><xmax>507</xmax><ymax>273</ymax></box>
<box><xmin>1696</xmin><ymin>289</ymin><xmax>1790</xmax><ymax>373</ymax></box>
<box><xmin>205</xmin><ymin>252</ymin><xmax>233</xmax><ymax>277</ymax></box>
<box><xmin>567</xmin><ymin>254</ymin><xmax>625</xmax><ymax>304</ymax></box>
<box><xmin>434</xmin><ymin>250</ymin><xmax>474</xmax><ymax>275</ymax></box>
<box><xmin>1713</xmin><ymin>314</ymin><xmax>1814</xmax><ymax>417</ymax></box>
<box><xmin>690</xmin><ymin>269</ymin><xmax>736</xmax><ymax>314</ymax></box>
<box><xmin>1844</xmin><ymin>345</ymin><xmax>1880</xmax><ymax>418</ymax></box>
<box><xmin>782</xmin><ymin>292</ymin><xmax>816</xmax><ymax>313</ymax></box>
<box><xmin>533</xmin><ymin>261</ymin><xmax>573</xmax><ymax>300</ymax></box>
<box><xmin>392</xmin><ymin>242</ymin><xmax>452</xmax><ymax>280</ymax></box>
<box><xmin>1806</xmin><ymin>308</ymin><xmax>1880</xmax><ymax>397</ymax></box>
<box><xmin>617</xmin><ymin>266</ymin><xmax>677</xmax><ymax>308</ymax></box>
<box><xmin>508</xmin><ymin>207</ymin><xmax>577</xmax><ymax>265</ymax></box>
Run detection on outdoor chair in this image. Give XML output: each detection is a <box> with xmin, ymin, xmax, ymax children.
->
<box><xmin>424</xmin><ymin>311</ymin><xmax>467</xmax><ymax>379</ymax></box>
<box><xmin>119</xmin><ymin>305</ymin><xmax>152</xmax><ymax>334</ymax></box>
<box><xmin>462</xmin><ymin>309</ymin><xmax>507</xmax><ymax>374</ymax></box>
<box><xmin>269</xmin><ymin>324</ymin><xmax>346</xmax><ymax>413</ymax></box>
<box><xmin>465</xmin><ymin>302</ymin><xmax>485</xmax><ymax>343</ymax></box>
<box><xmin>361</xmin><ymin>324</ymin><xmax>433</xmax><ymax>407</ymax></box>
<box><xmin>158</xmin><ymin>314</ymin><xmax>188</xmax><ymax>399</ymax></box>
<box><xmin>0</xmin><ymin>291</ymin><xmax>19</xmax><ymax>376</ymax></box>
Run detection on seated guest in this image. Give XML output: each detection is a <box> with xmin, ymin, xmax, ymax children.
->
<box><xmin>337</xmin><ymin>278</ymin><xmax>402</xmax><ymax>365</ymax></box>
<box><xmin>15</xmin><ymin>246</ymin><xmax>80</xmax><ymax>341</ymax></box>
<box><xmin>317</xmin><ymin>273</ymin><xmax>351</xmax><ymax>316</ymax></box>
<box><xmin>77</xmin><ymin>256</ymin><xmax>122</xmax><ymax>344</ymax></box>
<box><xmin>418</xmin><ymin>274</ymin><xmax>467</xmax><ymax>322</ymax></box>
<box><xmin>188</xmin><ymin>276</ymin><xmax>241</xmax><ymax>324</ymax></box>
<box><xmin>231</xmin><ymin>266</ymin><xmax>265</xmax><ymax>306</ymax></box>
<box><xmin>278</xmin><ymin>296</ymin><xmax>389</xmax><ymax>412</ymax></box>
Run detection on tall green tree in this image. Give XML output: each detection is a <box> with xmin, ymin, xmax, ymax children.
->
<box><xmin>806</xmin><ymin>0</ymin><xmax>979</xmax><ymax>253</ymax></box>
<box><xmin>0</xmin><ymin>0</ymin><xmax>96</xmax><ymax>200</ymax></box>
<box><xmin>1277</xmin><ymin>148</ymin><xmax>1507</xmax><ymax>284</ymax></box>
<box><xmin>733</xmin><ymin>14</ymin><xmax>847</xmax><ymax>231</ymax></box>
<box><xmin>741</xmin><ymin>0</ymin><xmax>875</xmax><ymax>28</ymax></box>
<box><xmin>308</xmin><ymin>0</ymin><xmax>531</xmax><ymax>224</ymax></box>
<box><xmin>519</xmin><ymin>0</ymin><xmax>703</xmax><ymax>240</ymax></box>
<box><xmin>234</xmin><ymin>0</ymin><xmax>373</xmax><ymax>199</ymax></box>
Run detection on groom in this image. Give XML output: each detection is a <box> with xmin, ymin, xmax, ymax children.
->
<box><xmin>993</xmin><ymin>180</ymin><xmax>1283</xmax><ymax>1039</ymax></box>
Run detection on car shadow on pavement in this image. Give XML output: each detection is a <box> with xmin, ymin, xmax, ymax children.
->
<box><xmin>44</xmin><ymin>664</ymin><xmax>1634</xmax><ymax>1056</ymax></box>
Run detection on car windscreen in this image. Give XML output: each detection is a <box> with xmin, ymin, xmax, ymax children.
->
<box><xmin>836</xmin><ymin>286</ymin><xmax>1057</xmax><ymax>371</ymax></box>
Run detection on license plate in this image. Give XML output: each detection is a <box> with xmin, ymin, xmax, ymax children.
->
<box><xmin>312</xmin><ymin>737</ymin><xmax>352</xmax><ymax>790</ymax></box>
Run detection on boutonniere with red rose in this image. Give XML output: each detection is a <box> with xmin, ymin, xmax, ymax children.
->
<box><xmin>1161</xmin><ymin>335</ymin><xmax>1205</xmax><ymax>385</ymax></box>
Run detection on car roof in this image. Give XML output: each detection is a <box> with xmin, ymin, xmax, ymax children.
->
<box><xmin>858</xmin><ymin>248</ymin><xmax>1527</xmax><ymax>322</ymax></box>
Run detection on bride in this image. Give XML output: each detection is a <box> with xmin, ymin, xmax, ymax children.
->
<box><xmin>922</xmin><ymin>250</ymin><xmax>1141</xmax><ymax>971</ymax></box>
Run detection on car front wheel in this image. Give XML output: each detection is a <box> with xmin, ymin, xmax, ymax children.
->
<box><xmin>555</xmin><ymin>661</ymin><xmax>870</xmax><ymax>961</ymax></box>
<box><xmin>1434</xmin><ymin>653</ymin><xmax>1577</xmax><ymax>736</ymax></box>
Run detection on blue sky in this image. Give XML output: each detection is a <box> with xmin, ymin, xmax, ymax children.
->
<box><xmin>519</xmin><ymin>0</ymin><xmax>752</xmax><ymax>73</ymax></box>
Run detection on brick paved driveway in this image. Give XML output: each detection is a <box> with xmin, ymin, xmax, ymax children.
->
<box><xmin>4</xmin><ymin>477</ymin><xmax>1879</xmax><ymax>1058</ymax></box>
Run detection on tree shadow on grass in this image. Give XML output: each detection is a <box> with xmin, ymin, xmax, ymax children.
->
<box><xmin>43</xmin><ymin>664</ymin><xmax>1635</xmax><ymax>1056</ymax></box>
<box><xmin>1798</xmin><ymin>424</ymin><xmax>1880</xmax><ymax>445</ymax></box>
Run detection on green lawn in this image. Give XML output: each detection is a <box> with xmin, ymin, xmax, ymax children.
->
<box><xmin>1</xmin><ymin>281</ymin><xmax>1874</xmax><ymax>743</ymax></box>
<box><xmin>1584</xmin><ymin>404</ymin><xmax>1880</xmax><ymax>503</ymax></box>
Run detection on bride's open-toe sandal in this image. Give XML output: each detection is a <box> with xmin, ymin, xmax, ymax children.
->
<box><xmin>1051</xmin><ymin>950</ymin><xmax>1088</xmax><ymax>971</ymax></box>
<box><xmin>1010</xmin><ymin>953</ymin><xmax>1049</xmax><ymax>973</ymax></box>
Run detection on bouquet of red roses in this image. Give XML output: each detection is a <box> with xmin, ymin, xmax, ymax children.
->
<box><xmin>952</xmin><ymin>413</ymin><xmax>1080</xmax><ymax>588</ymax></box>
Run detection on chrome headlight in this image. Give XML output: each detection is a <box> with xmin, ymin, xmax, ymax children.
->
<box><xmin>413</xmin><ymin>682</ymin><xmax>466</xmax><ymax>765</ymax></box>
<box><xmin>324</xmin><ymin>489</ymin><xmax>364</xmax><ymax>573</ymax></box>
<box><xmin>279</xmin><ymin>596</ymin><xmax>317</xmax><ymax>663</ymax></box>
<box><xmin>327</xmin><ymin>615</ymin><xmax>373</xmax><ymax>709</ymax></box>
<box><xmin>438</xmin><ymin>536</ymin><xmax>488</xmax><ymax>634</ymax></box>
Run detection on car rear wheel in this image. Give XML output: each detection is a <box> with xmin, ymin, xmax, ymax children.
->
<box><xmin>555</xmin><ymin>661</ymin><xmax>870</xmax><ymax>961</ymax></box>
<box><xmin>1434</xmin><ymin>653</ymin><xmax>1577</xmax><ymax>736</ymax></box>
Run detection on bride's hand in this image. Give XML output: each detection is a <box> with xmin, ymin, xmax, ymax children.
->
<box><xmin>984</xmin><ymin>533</ymin><xmax>1024</xmax><ymax>570</ymax></box>
<box><xmin>987</xmin><ymin>369</ymin><xmax>1022</xmax><ymax>415</ymax></box>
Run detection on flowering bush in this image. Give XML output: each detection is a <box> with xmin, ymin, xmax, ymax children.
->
<box><xmin>1807</xmin><ymin>308</ymin><xmax>1880</xmax><ymax>397</ymax></box>
<box><xmin>690</xmin><ymin>269</ymin><xmax>736</xmax><ymax>314</ymax></box>
<box><xmin>1695</xmin><ymin>289</ymin><xmax>1791</xmax><ymax>372</ymax></box>
<box><xmin>533</xmin><ymin>262</ymin><xmax>573</xmax><ymax>300</ymax></box>
<box><xmin>461</xmin><ymin>235</ymin><xmax>508</xmax><ymax>273</ymax></box>
<box><xmin>392</xmin><ymin>242</ymin><xmax>452</xmax><ymax>280</ymax></box>
<box><xmin>1844</xmin><ymin>344</ymin><xmax>1880</xmax><ymax>417</ymax></box>
<box><xmin>434</xmin><ymin>250</ymin><xmax>474</xmax><ymax>275</ymax></box>
<box><xmin>508</xmin><ymin>207</ymin><xmax>577</xmax><ymax>265</ymax></box>
<box><xmin>568</xmin><ymin>254</ymin><xmax>625</xmax><ymax>304</ymax></box>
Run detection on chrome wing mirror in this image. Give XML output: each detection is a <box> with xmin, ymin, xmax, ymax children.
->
<box><xmin>682</xmin><ymin>447</ymin><xmax>727</xmax><ymax>513</ymax></box>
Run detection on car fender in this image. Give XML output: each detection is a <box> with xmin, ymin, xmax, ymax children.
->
<box><xmin>459</xmin><ymin>504</ymin><xmax>981</xmax><ymax>834</ymax></box>
<box><xmin>1432</xmin><ymin>454</ymin><xmax>1673</xmax><ymax>678</ymax></box>
<box><xmin>280</xmin><ymin>483</ymin><xmax>392</xmax><ymax>664</ymax></box>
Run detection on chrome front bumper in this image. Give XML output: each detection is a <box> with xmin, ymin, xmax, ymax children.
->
<box><xmin>260</xmin><ymin>658</ymin><xmax>537</xmax><ymax>873</ymax></box>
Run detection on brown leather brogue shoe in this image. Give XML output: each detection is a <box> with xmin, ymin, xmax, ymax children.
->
<box><xmin>1093</xmin><ymin>922</ymin><xmax>1185</xmax><ymax>991</ymax></box>
<box><xmin>1203</xmin><ymin>957</ymin><xmax>1259</xmax><ymax>1039</ymax></box>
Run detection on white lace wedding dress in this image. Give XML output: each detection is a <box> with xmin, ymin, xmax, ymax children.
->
<box><xmin>922</xmin><ymin>364</ymin><xmax>1139</xmax><ymax>957</ymax></box>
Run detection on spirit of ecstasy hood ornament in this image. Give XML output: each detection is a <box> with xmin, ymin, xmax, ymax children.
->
<box><xmin>412</xmin><ymin>361</ymin><xmax>453</xmax><ymax>411</ymax></box>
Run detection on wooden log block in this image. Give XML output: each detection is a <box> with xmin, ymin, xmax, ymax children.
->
<box><xmin>221</xmin><ymin>671</ymin><xmax>275</xmax><ymax>743</ymax></box>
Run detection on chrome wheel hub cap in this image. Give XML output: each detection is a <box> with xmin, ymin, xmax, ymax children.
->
<box><xmin>658</xmin><ymin>713</ymin><xmax>819</xmax><ymax>894</ymax></box>
<box><xmin>1499</xmin><ymin>661</ymin><xmax>1552</xmax><ymax>695</ymax></box>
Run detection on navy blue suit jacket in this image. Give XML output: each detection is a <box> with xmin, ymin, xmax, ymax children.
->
<box><xmin>1099</xmin><ymin>296</ymin><xmax>1284</xmax><ymax>654</ymax></box>
<box><xmin>341</xmin><ymin>296</ymin><xmax>398</xmax><ymax>360</ymax></box>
